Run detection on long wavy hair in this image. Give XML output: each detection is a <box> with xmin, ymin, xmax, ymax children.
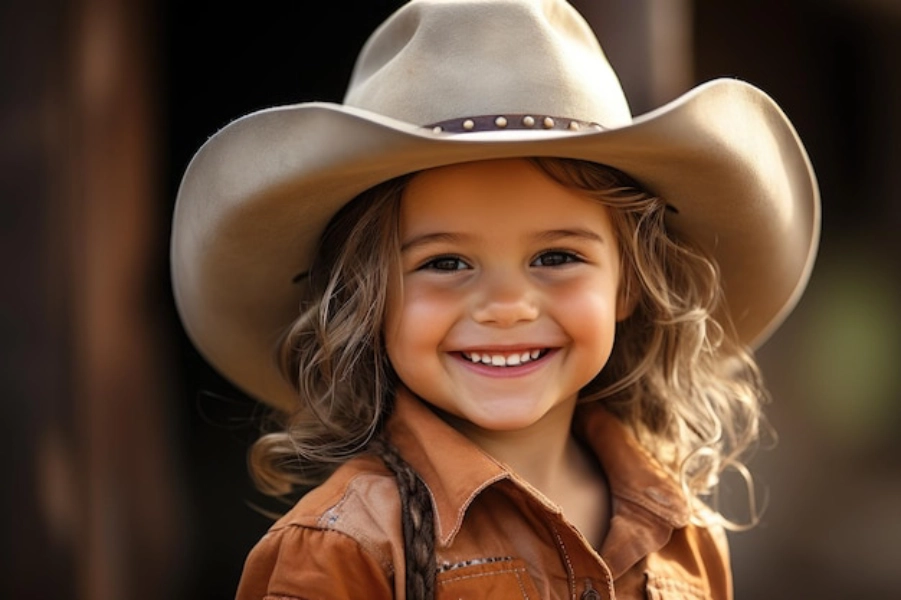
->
<box><xmin>250</xmin><ymin>157</ymin><xmax>768</xmax><ymax>523</ymax></box>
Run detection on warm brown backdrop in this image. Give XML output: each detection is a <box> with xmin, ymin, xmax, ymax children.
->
<box><xmin>3</xmin><ymin>0</ymin><xmax>900</xmax><ymax>598</ymax></box>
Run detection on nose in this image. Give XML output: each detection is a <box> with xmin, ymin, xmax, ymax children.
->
<box><xmin>470</xmin><ymin>268</ymin><xmax>540</xmax><ymax>327</ymax></box>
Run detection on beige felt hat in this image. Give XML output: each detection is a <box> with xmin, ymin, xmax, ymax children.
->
<box><xmin>171</xmin><ymin>0</ymin><xmax>820</xmax><ymax>412</ymax></box>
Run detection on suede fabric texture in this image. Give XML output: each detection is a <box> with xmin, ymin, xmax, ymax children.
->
<box><xmin>235</xmin><ymin>390</ymin><xmax>732</xmax><ymax>600</ymax></box>
<box><xmin>170</xmin><ymin>0</ymin><xmax>820</xmax><ymax>412</ymax></box>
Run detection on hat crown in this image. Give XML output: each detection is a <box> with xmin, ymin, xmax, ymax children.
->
<box><xmin>344</xmin><ymin>0</ymin><xmax>632</xmax><ymax>127</ymax></box>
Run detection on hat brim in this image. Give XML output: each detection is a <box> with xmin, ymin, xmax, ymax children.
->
<box><xmin>172</xmin><ymin>78</ymin><xmax>820</xmax><ymax>412</ymax></box>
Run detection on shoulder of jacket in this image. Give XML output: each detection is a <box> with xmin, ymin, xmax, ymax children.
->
<box><xmin>268</xmin><ymin>453</ymin><xmax>403</xmax><ymax>561</ymax></box>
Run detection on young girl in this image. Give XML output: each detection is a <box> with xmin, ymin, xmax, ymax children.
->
<box><xmin>171</xmin><ymin>1</ymin><xmax>820</xmax><ymax>598</ymax></box>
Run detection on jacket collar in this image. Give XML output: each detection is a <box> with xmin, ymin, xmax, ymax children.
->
<box><xmin>387</xmin><ymin>388</ymin><xmax>510</xmax><ymax>547</ymax></box>
<box><xmin>386</xmin><ymin>388</ymin><xmax>690</xmax><ymax>550</ymax></box>
<box><xmin>574</xmin><ymin>401</ymin><xmax>691</xmax><ymax>529</ymax></box>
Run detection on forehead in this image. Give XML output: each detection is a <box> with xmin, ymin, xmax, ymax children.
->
<box><xmin>399</xmin><ymin>158</ymin><xmax>612</xmax><ymax>234</ymax></box>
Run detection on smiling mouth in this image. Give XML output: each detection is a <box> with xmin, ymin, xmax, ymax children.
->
<box><xmin>459</xmin><ymin>349</ymin><xmax>550</xmax><ymax>367</ymax></box>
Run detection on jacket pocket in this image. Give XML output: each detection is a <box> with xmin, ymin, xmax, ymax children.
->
<box><xmin>437</xmin><ymin>557</ymin><xmax>541</xmax><ymax>599</ymax></box>
<box><xmin>645</xmin><ymin>572</ymin><xmax>711</xmax><ymax>600</ymax></box>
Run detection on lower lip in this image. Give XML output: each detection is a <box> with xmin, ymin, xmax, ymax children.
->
<box><xmin>451</xmin><ymin>349</ymin><xmax>557</xmax><ymax>378</ymax></box>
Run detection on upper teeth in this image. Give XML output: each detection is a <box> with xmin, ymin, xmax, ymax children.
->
<box><xmin>463</xmin><ymin>349</ymin><xmax>542</xmax><ymax>366</ymax></box>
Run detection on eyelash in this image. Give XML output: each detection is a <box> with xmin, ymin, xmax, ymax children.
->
<box><xmin>531</xmin><ymin>249</ymin><xmax>582</xmax><ymax>267</ymax></box>
<box><xmin>419</xmin><ymin>255</ymin><xmax>470</xmax><ymax>271</ymax></box>
<box><xmin>417</xmin><ymin>250</ymin><xmax>583</xmax><ymax>272</ymax></box>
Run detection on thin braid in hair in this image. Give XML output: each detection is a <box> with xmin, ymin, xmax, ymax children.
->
<box><xmin>370</xmin><ymin>438</ymin><xmax>437</xmax><ymax>599</ymax></box>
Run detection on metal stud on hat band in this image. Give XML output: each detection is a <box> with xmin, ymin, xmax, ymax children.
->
<box><xmin>427</xmin><ymin>114</ymin><xmax>604</xmax><ymax>134</ymax></box>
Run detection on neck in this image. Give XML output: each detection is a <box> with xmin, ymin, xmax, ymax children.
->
<box><xmin>446</xmin><ymin>397</ymin><xmax>583</xmax><ymax>497</ymax></box>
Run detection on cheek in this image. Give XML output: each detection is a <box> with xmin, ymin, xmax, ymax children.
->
<box><xmin>384</xmin><ymin>287</ymin><xmax>457</xmax><ymax>396</ymax></box>
<box><xmin>555</xmin><ymin>280</ymin><xmax>620</xmax><ymax>351</ymax></box>
<box><xmin>384</xmin><ymin>284</ymin><xmax>457</xmax><ymax>362</ymax></box>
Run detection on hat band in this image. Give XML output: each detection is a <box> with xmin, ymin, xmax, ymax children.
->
<box><xmin>427</xmin><ymin>114</ymin><xmax>604</xmax><ymax>134</ymax></box>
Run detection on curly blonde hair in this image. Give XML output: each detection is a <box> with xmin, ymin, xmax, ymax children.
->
<box><xmin>249</xmin><ymin>157</ymin><xmax>767</xmax><ymax>528</ymax></box>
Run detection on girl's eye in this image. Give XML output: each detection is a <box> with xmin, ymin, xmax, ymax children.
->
<box><xmin>420</xmin><ymin>256</ymin><xmax>470</xmax><ymax>271</ymax></box>
<box><xmin>532</xmin><ymin>250</ymin><xmax>580</xmax><ymax>267</ymax></box>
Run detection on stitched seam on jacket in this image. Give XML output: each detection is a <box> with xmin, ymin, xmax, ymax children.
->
<box><xmin>615</xmin><ymin>489</ymin><xmax>688</xmax><ymax>526</ymax></box>
<box><xmin>550</xmin><ymin>523</ymin><xmax>577</xmax><ymax>600</ymax></box>
<box><xmin>438</xmin><ymin>566</ymin><xmax>529</xmax><ymax>585</ymax></box>
<box><xmin>284</xmin><ymin>521</ymin><xmax>395</xmax><ymax>580</ymax></box>
<box><xmin>266</xmin><ymin>524</ymin><xmax>396</xmax><ymax>596</ymax></box>
<box><xmin>514</xmin><ymin>569</ymin><xmax>532</xmax><ymax>600</ymax></box>
<box><xmin>312</xmin><ymin>472</ymin><xmax>397</xmax><ymax>576</ymax></box>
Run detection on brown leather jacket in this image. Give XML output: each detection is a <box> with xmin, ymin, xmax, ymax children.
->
<box><xmin>236</xmin><ymin>391</ymin><xmax>732</xmax><ymax>599</ymax></box>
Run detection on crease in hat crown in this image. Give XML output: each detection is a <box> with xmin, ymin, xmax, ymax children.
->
<box><xmin>343</xmin><ymin>0</ymin><xmax>633</xmax><ymax>129</ymax></box>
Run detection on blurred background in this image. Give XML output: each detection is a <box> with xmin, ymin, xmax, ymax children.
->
<box><xmin>3</xmin><ymin>0</ymin><xmax>900</xmax><ymax>598</ymax></box>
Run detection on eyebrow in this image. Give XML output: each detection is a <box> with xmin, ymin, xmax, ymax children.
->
<box><xmin>400</xmin><ymin>227</ymin><xmax>606</xmax><ymax>252</ymax></box>
<box><xmin>533</xmin><ymin>228</ymin><xmax>606</xmax><ymax>245</ymax></box>
<box><xmin>400</xmin><ymin>232</ymin><xmax>473</xmax><ymax>253</ymax></box>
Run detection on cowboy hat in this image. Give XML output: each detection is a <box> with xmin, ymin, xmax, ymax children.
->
<box><xmin>171</xmin><ymin>0</ymin><xmax>820</xmax><ymax>412</ymax></box>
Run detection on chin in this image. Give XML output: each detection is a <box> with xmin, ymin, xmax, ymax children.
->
<box><xmin>464</xmin><ymin>400</ymin><xmax>560</xmax><ymax>432</ymax></box>
<box><xmin>470</xmin><ymin>414</ymin><xmax>543</xmax><ymax>432</ymax></box>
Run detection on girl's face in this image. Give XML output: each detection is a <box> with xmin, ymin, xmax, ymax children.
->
<box><xmin>384</xmin><ymin>158</ymin><xmax>629</xmax><ymax>438</ymax></box>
